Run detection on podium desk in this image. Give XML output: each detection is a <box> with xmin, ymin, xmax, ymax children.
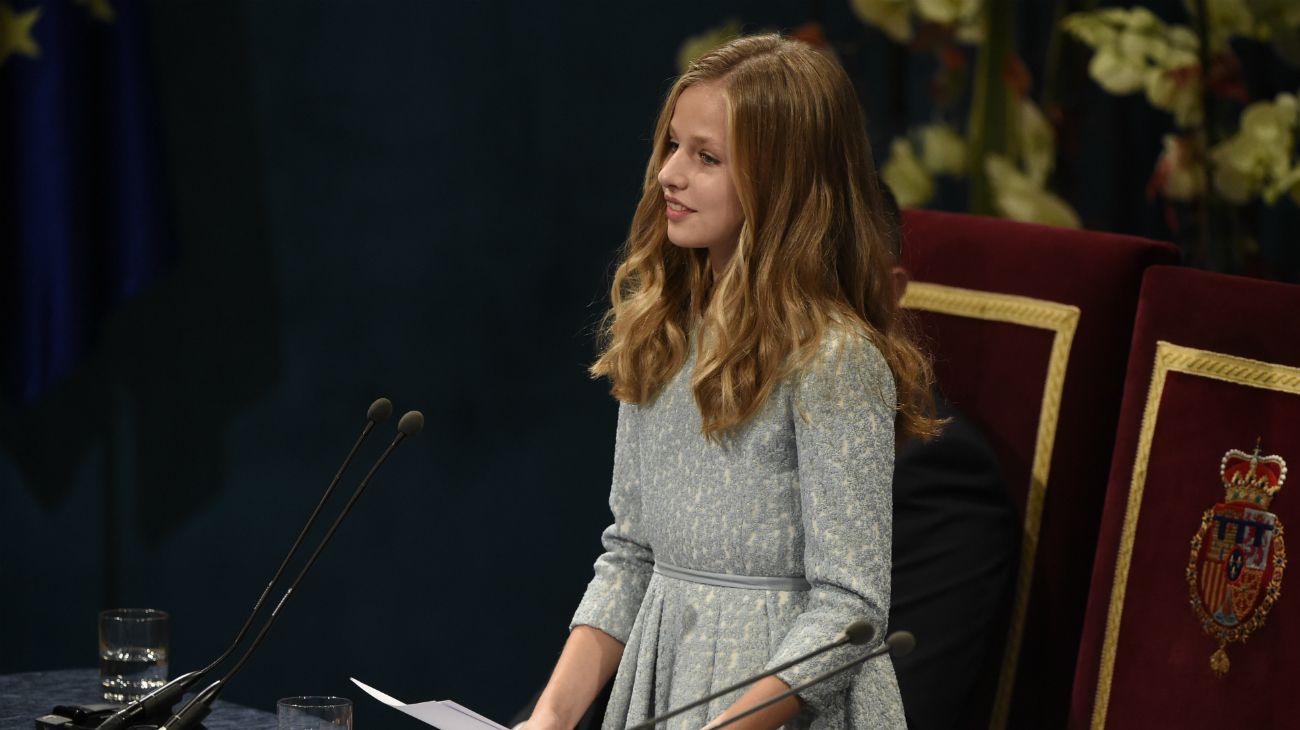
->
<box><xmin>0</xmin><ymin>669</ymin><xmax>275</xmax><ymax>729</ymax></box>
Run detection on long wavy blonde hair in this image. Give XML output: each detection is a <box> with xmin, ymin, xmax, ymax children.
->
<box><xmin>591</xmin><ymin>34</ymin><xmax>941</xmax><ymax>443</ymax></box>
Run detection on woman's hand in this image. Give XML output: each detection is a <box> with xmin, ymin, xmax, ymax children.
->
<box><xmin>516</xmin><ymin>706</ymin><xmax>566</xmax><ymax>730</ymax></box>
<box><xmin>703</xmin><ymin>675</ymin><xmax>801</xmax><ymax>730</ymax></box>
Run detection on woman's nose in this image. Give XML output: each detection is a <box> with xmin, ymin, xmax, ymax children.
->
<box><xmin>658</xmin><ymin>150</ymin><xmax>686</xmax><ymax>190</ymax></box>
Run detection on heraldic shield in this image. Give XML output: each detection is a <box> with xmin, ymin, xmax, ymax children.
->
<box><xmin>1187</xmin><ymin>443</ymin><xmax>1287</xmax><ymax>677</ymax></box>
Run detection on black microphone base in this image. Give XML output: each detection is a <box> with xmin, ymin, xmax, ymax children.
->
<box><xmin>35</xmin><ymin>700</ymin><xmax>210</xmax><ymax>730</ymax></box>
<box><xmin>149</xmin><ymin>719</ymin><xmax>215</xmax><ymax>729</ymax></box>
<box><xmin>35</xmin><ymin>714</ymin><xmax>208</xmax><ymax>730</ymax></box>
<box><xmin>37</xmin><ymin>703</ymin><xmax>121</xmax><ymax>729</ymax></box>
<box><xmin>34</xmin><ymin>717</ymin><xmax>210</xmax><ymax>722</ymax></box>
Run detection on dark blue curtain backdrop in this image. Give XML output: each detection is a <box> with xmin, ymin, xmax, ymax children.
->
<box><xmin>1</xmin><ymin>1</ymin><xmax>1294</xmax><ymax>727</ymax></box>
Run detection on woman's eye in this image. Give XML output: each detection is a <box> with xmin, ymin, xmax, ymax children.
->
<box><xmin>700</xmin><ymin>152</ymin><xmax>719</xmax><ymax>165</ymax></box>
<box><xmin>666</xmin><ymin>140</ymin><xmax>679</xmax><ymax>152</ymax></box>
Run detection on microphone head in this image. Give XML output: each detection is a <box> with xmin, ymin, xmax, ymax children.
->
<box><xmin>397</xmin><ymin>410</ymin><xmax>424</xmax><ymax>436</ymax></box>
<box><xmin>885</xmin><ymin>631</ymin><xmax>916</xmax><ymax>659</ymax></box>
<box><xmin>367</xmin><ymin>397</ymin><xmax>394</xmax><ymax>424</ymax></box>
<box><xmin>842</xmin><ymin>620</ymin><xmax>875</xmax><ymax>646</ymax></box>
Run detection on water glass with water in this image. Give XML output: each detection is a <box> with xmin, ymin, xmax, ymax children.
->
<box><xmin>277</xmin><ymin>696</ymin><xmax>353</xmax><ymax>729</ymax></box>
<box><xmin>98</xmin><ymin>608</ymin><xmax>169</xmax><ymax>702</ymax></box>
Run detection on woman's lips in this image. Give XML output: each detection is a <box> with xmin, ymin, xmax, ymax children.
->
<box><xmin>665</xmin><ymin>197</ymin><xmax>694</xmax><ymax>222</ymax></box>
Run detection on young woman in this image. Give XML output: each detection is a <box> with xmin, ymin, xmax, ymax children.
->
<box><xmin>526</xmin><ymin>34</ymin><xmax>940</xmax><ymax>730</ymax></box>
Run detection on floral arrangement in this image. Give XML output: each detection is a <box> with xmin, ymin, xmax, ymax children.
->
<box><xmin>857</xmin><ymin>0</ymin><xmax>1083</xmax><ymax>228</ymax></box>
<box><xmin>676</xmin><ymin>2</ymin><xmax>1300</xmax><ymax>273</ymax></box>
<box><xmin>1059</xmin><ymin>1</ymin><xmax>1300</xmax><ymax>267</ymax></box>
<box><xmin>1064</xmin><ymin>4</ymin><xmax>1300</xmax><ymax>206</ymax></box>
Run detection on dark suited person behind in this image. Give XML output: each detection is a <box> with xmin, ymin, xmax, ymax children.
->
<box><xmin>889</xmin><ymin>391</ymin><xmax>1018</xmax><ymax>728</ymax></box>
<box><xmin>883</xmin><ymin>185</ymin><xmax>1019</xmax><ymax>729</ymax></box>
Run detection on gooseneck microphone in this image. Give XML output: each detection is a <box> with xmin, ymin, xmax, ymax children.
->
<box><xmin>93</xmin><ymin>398</ymin><xmax>394</xmax><ymax>730</ymax></box>
<box><xmin>159</xmin><ymin>410</ymin><xmax>425</xmax><ymax>730</ymax></box>
<box><xmin>706</xmin><ymin>631</ymin><xmax>916</xmax><ymax>730</ymax></box>
<box><xmin>625</xmin><ymin>620</ymin><xmax>875</xmax><ymax>730</ymax></box>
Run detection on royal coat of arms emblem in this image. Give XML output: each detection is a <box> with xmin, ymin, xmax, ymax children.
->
<box><xmin>1187</xmin><ymin>443</ymin><xmax>1287</xmax><ymax>677</ymax></box>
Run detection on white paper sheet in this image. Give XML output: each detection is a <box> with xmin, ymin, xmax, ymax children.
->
<box><xmin>350</xmin><ymin>677</ymin><xmax>511</xmax><ymax>730</ymax></box>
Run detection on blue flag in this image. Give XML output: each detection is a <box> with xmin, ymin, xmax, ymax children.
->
<box><xmin>0</xmin><ymin>0</ymin><xmax>172</xmax><ymax>406</ymax></box>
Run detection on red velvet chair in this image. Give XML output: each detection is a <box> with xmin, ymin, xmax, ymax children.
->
<box><xmin>1070</xmin><ymin>266</ymin><xmax>1300</xmax><ymax>729</ymax></box>
<box><xmin>898</xmin><ymin>210</ymin><xmax>1178</xmax><ymax>729</ymax></box>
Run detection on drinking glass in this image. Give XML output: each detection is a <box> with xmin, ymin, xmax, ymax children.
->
<box><xmin>98</xmin><ymin>608</ymin><xmax>169</xmax><ymax>702</ymax></box>
<box><xmin>277</xmin><ymin>696</ymin><xmax>353</xmax><ymax>729</ymax></box>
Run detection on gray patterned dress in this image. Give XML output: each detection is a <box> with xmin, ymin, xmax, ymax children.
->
<box><xmin>571</xmin><ymin>328</ymin><xmax>907</xmax><ymax>730</ymax></box>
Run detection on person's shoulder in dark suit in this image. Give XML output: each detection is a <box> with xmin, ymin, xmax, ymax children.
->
<box><xmin>890</xmin><ymin>390</ymin><xmax>1019</xmax><ymax>730</ymax></box>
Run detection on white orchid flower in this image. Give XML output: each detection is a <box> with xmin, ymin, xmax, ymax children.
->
<box><xmin>851</xmin><ymin>0</ymin><xmax>914</xmax><ymax>43</ymax></box>
<box><xmin>1209</xmin><ymin>93</ymin><xmax>1299</xmax><ymax>204</ymax></box>
<box><xmin>985</xmin><ymin>155</ymin><xmax>1081</xmax><ymax>228</ymax></box>
<box><xmin>882</xmin><ymin>137</ymin><xmax>937</xmax><ymax>207</ymax></box>
<box><xmin>919</xmin><ymin>123</ymin><xmax>967</xmax><ymax>176</ymax></box>
<box><xmin>1019</xmin><ymin>99</ymin><xmax>1056</xmax><ymax>186</ymax></box>
<box><xmin>1151</xmin><ymin>134</ymin><xmax>1205</xmax><ymax>201</ymax></box>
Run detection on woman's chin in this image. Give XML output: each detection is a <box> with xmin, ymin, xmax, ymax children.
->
<box><xmin>666</xmin><ymin>237</ymin><xmax>709</xmax><ymax>250</ymax></box>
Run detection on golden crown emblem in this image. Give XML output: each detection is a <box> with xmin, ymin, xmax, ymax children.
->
<box><xmin>1220</xmin><ymin>440</ymin><xmax>1287</xmax><ymax>509</ymax></box>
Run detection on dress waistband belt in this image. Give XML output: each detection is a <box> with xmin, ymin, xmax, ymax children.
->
<box><xmin>653</xmin><ymin>561</ymin><xmax>811</xmax><ymax>592</ymax></box>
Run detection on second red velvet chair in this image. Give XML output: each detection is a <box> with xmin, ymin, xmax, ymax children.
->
<box><xmin>1070</xmin><ymin>266</ymin><xmax>1300</xmax><ymax>729</ymax></box>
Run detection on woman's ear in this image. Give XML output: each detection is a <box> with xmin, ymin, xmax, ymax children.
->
<box><xmin>890</xmin><ymin>265</ymin><xmax>910</xmax><ymax>307</ymax></box>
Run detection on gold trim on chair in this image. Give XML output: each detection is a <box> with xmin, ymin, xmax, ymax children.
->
<box><xmin>1090</xmin><ymin>341</ymin><xmax>1300</xmax><ymax>730</ymax></box>
<box><xmin>900</xmin><ymin>282</ymin><xmax>1081</xmax><ymax>730</ymax></box>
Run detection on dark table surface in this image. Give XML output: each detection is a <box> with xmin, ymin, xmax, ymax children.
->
<box><xmin>0</xmin><ymin>669</ymin><xmax>275</xmax><ymax>730</ymax></box>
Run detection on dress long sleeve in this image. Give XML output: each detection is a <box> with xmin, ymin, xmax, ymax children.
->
<box><xmin>767</xmin><ymin>330</ymin><xmax>897</xmax><ymax>714</ymax></box>
<box><xmin>570</xmin><ymin>401</ymin><xmax>654</xmax><ymax>644</ymax></box>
